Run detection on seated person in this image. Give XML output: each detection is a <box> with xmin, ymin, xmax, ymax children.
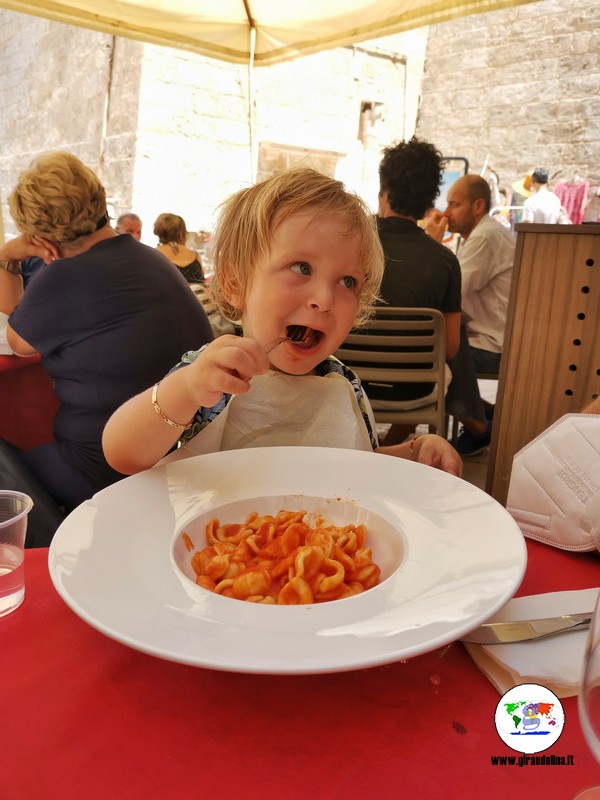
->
<box><xmin>435</xmin><ymin>174</ymin><xmax>515</xmax><ymax>455</ymax></box>
<box><xmin>367</xmin><ymin>137</ymin><xmax>462</xmax><ymax>444</ymax></box>
<box><xmin>103</xmin><ymin>167</ymin><xmax>462</xmax><ymax>479</ymax></box>
<box><xmin>0</xmin><ymin>151</ymin><xmax>213</xmax><ymax>546</ymax></box>
<box><xmin>154</xmin><ymin>213</ymin><xmax>204</xmax><ymax>283</ymax></box>
<box><xmin>115</xmin><ymin>212</ymin><xmax>142</xmax><ymax>240</ymax></box>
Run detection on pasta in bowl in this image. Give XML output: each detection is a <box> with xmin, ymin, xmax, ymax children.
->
<box><xmin>172</xmin><ymin>496</ymin><xmax>405</xmax><ymax>607</ymax></box>
<box><xmin>49</xmin><ymin>447</ymin><xmax>526</xmax><ymax>673</ymax></box>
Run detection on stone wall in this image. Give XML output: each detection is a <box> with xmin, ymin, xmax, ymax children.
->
<box><xmin>0</xmin><ymin>10</ymin><xmax>143</xmax><ymax>235</ymax></box>
<box><xmin>416</xmin><ymin>0</ymin><xmax>600</xmax><ymax>200</ymax></box>
<box><xmin>0</xmin><ymin>8</ymin><xmax>428</xmax><ymax>242</ymax></box>
<box><xmin>6</xmin><ymin>0</ymin><xmax>596</xmax><ymax>240</ymax></box>
<box><xmin>128</xmin><ymin>32</ymin><xmax>428</xmax><ymax>236</ymax></box>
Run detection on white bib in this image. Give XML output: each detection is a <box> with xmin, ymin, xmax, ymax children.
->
<box><xmin>167</xmin><ymin>369</ymin><xmax>373</xmax><ymax>461</ymax></box>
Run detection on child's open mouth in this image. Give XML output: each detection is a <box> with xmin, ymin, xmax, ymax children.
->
<box><xmin>286</xmin><ymin>325</ymin><xmax>322</xmax><ymax>349</ymax></box>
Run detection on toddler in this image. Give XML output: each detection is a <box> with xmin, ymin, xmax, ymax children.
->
<box><xmin>103</xmin><ymin>167</ymin><xmax>462</xmax><ymax>477</ymax></box>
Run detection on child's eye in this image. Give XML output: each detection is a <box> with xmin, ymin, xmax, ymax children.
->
<box><xmin>290</xmin><ymin>262</ymin><xmax>311</xmax><ymax>276</ymax></box>
<box><xmin>339</xmin><ymin>275</ymin><xmax>358</xmax><ymax>289</ymax></box>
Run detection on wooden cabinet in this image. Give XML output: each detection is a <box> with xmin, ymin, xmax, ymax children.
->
<box><xmin>486</xmin><ymin>223</ymin><xmax>600</xmax><ymax>505</ymax></box>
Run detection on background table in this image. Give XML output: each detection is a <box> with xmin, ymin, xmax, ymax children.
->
<box><xmin>1</xmin><ymin>540</ymin><xmax>598</xmax><ymax>799</ymax></box>
<box><xmin>0</xmin><ymin>354</ymin><xmax>59</xmax><ymax>449</ymax></box>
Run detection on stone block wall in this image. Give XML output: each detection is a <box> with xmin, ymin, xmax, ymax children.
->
<box><xmin>0</xmin><ymin>7</ymin><xmax>427</xmax><ymax>242</ymax></box>
<box><xmin>131</xmin><ymin>32</ymin><xmax>428</xmax><ymax>237</ymax></box>
<box><xmin>0</xmin><ymin>9</ymin><xmax>143</xmax><ymax>237</ymax></box>
<box><xmin>416</xmin><ymin>0</ymin><xmax>600</xmax><ymax>199</ymax></box>
<box><xmin>2</xmin><ymin>2</ymin><xmax>599</xmax><ymax>242</ymax></box>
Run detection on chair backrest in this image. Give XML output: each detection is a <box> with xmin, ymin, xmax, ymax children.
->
<box><xmin>189</xmin><ymin>283</ymin><xmax>237</xmax><ymax>337</ymax></box>
<box><xmin>189</xmin><ymin>282</ymin><xmax>217</xmax><ymax>315</ymax></box>
<box><xmin>334</xmin><ymin>307</ymin><xmax>447</xmax><ymax>433</ymax></box>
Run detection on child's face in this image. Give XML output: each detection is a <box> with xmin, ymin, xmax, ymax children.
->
<box><xmin>231</xmin><ymin>207</ymin><xmax>364</xmax><ymax>375</ymax></box>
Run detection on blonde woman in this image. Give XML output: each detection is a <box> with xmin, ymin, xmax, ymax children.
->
<box><xmin>0</xmin><ymin>151</ymin><xmax>212</xmax><ymax>544</ymax></box>
<box><xmin>154</xmin><ymin>213</ymin><xmax>204</xmax><ymax>283</ymax></box>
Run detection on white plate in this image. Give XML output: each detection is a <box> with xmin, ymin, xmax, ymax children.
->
<box><xmin>48</xmin><ymin>447</ymin><xmax>526</xmax><ymax>674</ymax></box>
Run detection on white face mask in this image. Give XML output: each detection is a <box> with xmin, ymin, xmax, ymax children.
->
<box><xmin>506</xmin><ymin>414</ymin><xmax>600</xmax><ymax>553</ymax></box>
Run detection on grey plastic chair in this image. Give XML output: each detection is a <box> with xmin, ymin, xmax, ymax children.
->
<box><xmin>335</xmin><ymin>307</ymin><xmax>447</xmax><ymax>434</ymax></box>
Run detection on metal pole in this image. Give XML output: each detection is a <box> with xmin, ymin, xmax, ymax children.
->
<box><xmin>248</xmin><ymin>25</ymin><xmax>257</xmax><ymax>183</ymax></box>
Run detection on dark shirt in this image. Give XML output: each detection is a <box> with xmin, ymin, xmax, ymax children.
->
<box><xmin>178</xmin><ymin>259</ymin><xmax>204</xmax><ymax>284</ymax></box>
<box><xmin>377</xmin><ymin>216</ymin><xmax>461</xmax><ymax>312</ymax></box>
<box><xmin>9</xmin><ymin>235</ymin><xmax>213</xmax><ymax>485</ymax></box>
<box><xmin>364</xmin><ymin>216</ymin><xmax>462</xmax><ymax>401</ymax></box>
<box><xmin>21</xmin><ymin>257</ymin><xmax>45</xmax><ymax>288</ymax></box>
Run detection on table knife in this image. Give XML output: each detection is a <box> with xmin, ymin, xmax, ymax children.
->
<box><xmin>462</xmin><ymin>612</ymin><xmax>593</xmax><ymax>645</ymax></box>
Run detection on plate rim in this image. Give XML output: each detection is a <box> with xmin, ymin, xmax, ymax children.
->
<box><xmin>48</xmin><ymin>447</ymin><xmax>527</xmax><ymax>674</ymax></box>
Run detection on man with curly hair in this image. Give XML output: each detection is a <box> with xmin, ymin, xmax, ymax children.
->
<box><xmin>368</xmin><ymin>137</ymin><xmax>463</xmax><ymax>445</ymax></box>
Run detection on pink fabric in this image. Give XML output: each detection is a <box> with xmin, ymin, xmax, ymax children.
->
<box><xmin>554</xmin><ymin>180</ymin><xmax>590</xmax><ymax>224</ymax></box>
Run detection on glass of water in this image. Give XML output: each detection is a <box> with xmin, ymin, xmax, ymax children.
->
<box><xmin>0</xmin><ymin>491</ymin><xmax>33</xmax><ymax>617</ymax></box>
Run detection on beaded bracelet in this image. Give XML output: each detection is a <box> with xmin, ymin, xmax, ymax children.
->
<box><xmin>151</xmin><ymin>381</ymin><xmax>194</xmax><ymax>429</ymax></box>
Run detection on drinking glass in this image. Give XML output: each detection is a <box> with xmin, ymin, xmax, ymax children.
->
<box><xmin>0</xmin><ymin>491</ymin><xmax>33</xmax><ymax>616</ymax></box>
<box><xmin>579</xmin><ymin>588</ymin><xmax>600</xmax><ymax>763</ymax></box>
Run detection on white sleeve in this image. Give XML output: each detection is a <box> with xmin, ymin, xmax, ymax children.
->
<box><xmin>0</xmin><ymin>312</ymin><xmax>15</xmax><ymax>354</ymax></box>
<box><xmin>521</xmin><ymin>197</ymin><xmax>534</xmax><ymax>222</ymax></box>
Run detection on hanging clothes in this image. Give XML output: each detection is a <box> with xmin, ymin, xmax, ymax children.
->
<box><xmin>554</xmin><ymin>179</ymin><xmax>590</xmax><ymax>224</ymax></box>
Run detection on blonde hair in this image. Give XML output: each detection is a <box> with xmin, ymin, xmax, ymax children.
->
<box><xmin>210</xmin><ymin>167</ymin><xmax>384</xmax><ymax>325</ymax></box>
<box><xmin>153</xmin><ymin>213</ymin><xmax>187</xmax><ymax>245</ymax></box>
<box><xmin>8</xmin><ymin>151</ymin><xmax>107</xmax><ymax>243</ymax></box>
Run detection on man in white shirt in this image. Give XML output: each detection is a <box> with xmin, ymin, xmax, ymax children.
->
<box><xmin>521</xmin><ymin>168</ymin><xmax>561</xmax><ymax>224</ymax></box>
<box><xmin>444</xmin><ymin>174</ymin><xmax>515</xmax><ymax>454</ymax></box>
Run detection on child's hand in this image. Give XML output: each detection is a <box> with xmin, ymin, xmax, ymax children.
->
<box><xmin>377</xmin><ymin>433</ymin><xmax>463</xmax><ymax>477</ymax></box>
<box><xmin>182</xmin><ymin>335</ymin><xmax>271</xmax><ymax>408</ymax></box>
<box><xmin>414</xmin><ymin>434</ymin><xmax>463</xmax><ymax>477</ymax></box>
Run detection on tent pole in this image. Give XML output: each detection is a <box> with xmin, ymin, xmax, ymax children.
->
<box><xmin>248</xmin><ymin>24</ymin><xmax>257</xmax><ymax>184</ymax></box>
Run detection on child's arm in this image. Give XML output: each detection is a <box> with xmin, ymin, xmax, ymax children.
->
<box><xmin>102</xmin><ymin>335</ymin><xmax>270</xmax><ymax>475</ymax></box>
<box><xmin>376</xmin><ymin>434</ymin><xmax>463</xmax><ymax>478</ymax></box>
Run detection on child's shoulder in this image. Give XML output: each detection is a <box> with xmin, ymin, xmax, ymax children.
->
<box><xmin>317</xmin><ymin>355</ymin><xmax>359</xmax><ymax>384</ymax></box>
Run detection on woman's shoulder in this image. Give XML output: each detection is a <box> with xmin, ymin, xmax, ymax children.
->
<box><xmin>178</xmin><ymin>246</ymin><xmax>202</xmax><ymax>265</ymax></box>
<box><xmin>157</xmin><ymin>243</ymin><xmax>201</xmax><ymax>268</ymax></box>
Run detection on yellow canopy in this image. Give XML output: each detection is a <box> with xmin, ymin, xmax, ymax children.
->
<box><xmin>0</xmin><ymin>0</ymin><xmax>541</xmax><ymax>65</ymax></box>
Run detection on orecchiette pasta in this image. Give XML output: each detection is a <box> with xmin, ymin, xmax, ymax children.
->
<box><xmin>184</xmin><ymin>510</ymin><xmax>381</xmax><ymax>604</ymax></box>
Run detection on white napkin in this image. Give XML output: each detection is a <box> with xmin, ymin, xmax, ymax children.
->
<box><xmin>463</xmin><ymin>588</ymin><xmax>599</xmax><ymax>698</ymax></box>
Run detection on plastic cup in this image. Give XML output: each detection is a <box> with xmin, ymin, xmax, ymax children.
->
<box><xmin>0</xmin><ymin>491</ymin><xmax>33</xmax><ymax>617</ymax></box>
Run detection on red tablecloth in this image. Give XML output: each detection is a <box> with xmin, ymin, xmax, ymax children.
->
<box><xmin>0</xmin><ymin>354</ymin><xmax>58</xmax><ymax>449</ymax></box>
<box><xmin>1</xmin><ymin>540</ymin><xmax>598</xmax><ymax>799</ymax></box>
